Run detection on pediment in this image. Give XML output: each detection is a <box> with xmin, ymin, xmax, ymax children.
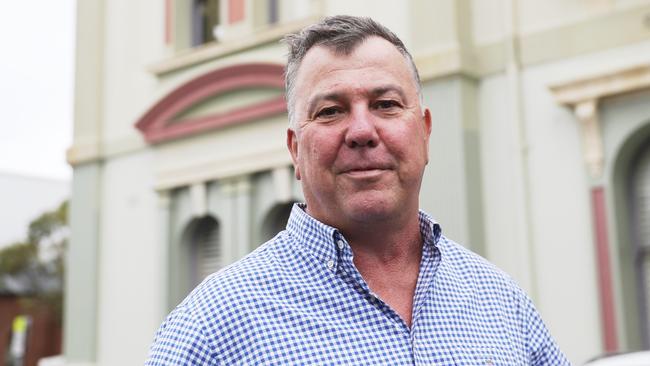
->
<box><xmin>136</xmin><ymin>63</ymin><xmax>286</xmax><ymax>144</ymax></box>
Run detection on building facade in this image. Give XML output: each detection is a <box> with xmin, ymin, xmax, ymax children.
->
<box><xmin>66</xmin><ymin>0</ymin><xmax>650</xmax><ymax>364</ymax></box>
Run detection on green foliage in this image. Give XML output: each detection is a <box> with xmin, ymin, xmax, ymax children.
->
<box><xmin>0</xmin><ymin>241</ymin><xmax>37</xmax><ymax>274</ymax></box>
<box><xmin>0</xmin><ymin>200</ymin><xmax>68</xmax><ymax>324</ymax></box>
<box><xmin>27</xmin><ymin>201</ymin><xmax>68</xmax><ymax>245</ymax></box>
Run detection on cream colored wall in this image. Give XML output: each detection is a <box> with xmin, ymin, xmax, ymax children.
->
<box><xmin>102</xmin><ymin>0</ymin><xmax>166</xmax><ymax>145</ymax></box>
<box><xmin>471</xmin><ymin>0</ymin><xmax>506</xmax><ymax>44</ymax></box>
<box><xmin>324</xmin><ymin>0</ymin><xmax>459</xmax><ymax>53</ymax></box>
<box><xmin>70</xmin><ymin>0</ymin><xmax>105</xmax><ymax>165</ymax></box>
<box><xmin>471</xmin><ymin>0</ymin><xmax>650</xmax><ymax>44</ymax></box>
<box><xmin>324</xmin><ymin>0</ymin><xmax>411</xmax><ymax>45</ymax></box>
<box><xmin>521</xmin><ymin>64</ymin><xmax>600</xmax><ymax>364</ymax></box>
<box><xmin>519</xmin><ymin>0</ymin><xmax>650</xmax><ymax>34</ymax></box>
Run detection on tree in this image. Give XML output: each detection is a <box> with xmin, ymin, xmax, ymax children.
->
<box><xmin>0</xmin><ymin>200</ymin><xmax>68</xmax><ymax>322</ymax></box>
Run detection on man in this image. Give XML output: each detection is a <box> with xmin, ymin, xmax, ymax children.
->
<box><xmin>146</xmin><ymin>16</ymin><xmax>569</xmax><ymax>365</ymax></box>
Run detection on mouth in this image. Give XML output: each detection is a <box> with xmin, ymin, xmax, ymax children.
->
<box><xmin>340</xmin><ymin>167</ymin><xmax>392</xmax><ymax>178</ymax></box>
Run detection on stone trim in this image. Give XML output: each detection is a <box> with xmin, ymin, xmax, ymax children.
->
<box><xmin>135</xmin><ymin>63</ymin><xmax>286</xmax><ymax>144</ymax></box>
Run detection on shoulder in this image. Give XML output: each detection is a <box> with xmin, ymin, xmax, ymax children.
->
<box><xmin>433</xmin><ymin>235</ymin><xmax>533</xmax><ymax>321</ymax></box>
<box><xmin>146</xmin><ymin>232</ymin><xmax>292</xmax><ymax>364</ymax></box>
<box><xmin>182</xmin><ymin>232</ymin><xmax>289</xmax><ymax>317</ymax></box>
<box><xmin>436</xmin><ymin>235</ymin><xmax>521</xmax><ymax>293</ymax></box>
<box><xmin>435</xmin><ymin>237</ymin><xmax>570</xmax><ymax>364</ymax></box>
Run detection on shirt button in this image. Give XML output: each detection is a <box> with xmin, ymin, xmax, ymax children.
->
<box><xmin>327</xmin><ymin>259</ymin><xmax>335</xmax><ymax>270</ymax></box>
<box><xmin>337</xmin><ymin>240</ymin><xmax>345</xmax><ymax>249</ymax></box>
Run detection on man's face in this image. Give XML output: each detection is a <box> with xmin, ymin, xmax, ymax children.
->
<box><xmin>287</xmin><ymin>36</ymin><xmax>432</xmax><ymax>230</ymax></box>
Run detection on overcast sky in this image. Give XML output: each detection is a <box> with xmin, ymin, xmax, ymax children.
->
<box><xmin>0</xmin><ymin>1</ymin><xmax>75</xmax><ymax>181</ymax></box>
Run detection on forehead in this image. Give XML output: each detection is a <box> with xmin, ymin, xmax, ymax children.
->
<box><xmin>294</xmin><ymin>37</ymin><xmax>417</xmax><ymax>99</ymax></box>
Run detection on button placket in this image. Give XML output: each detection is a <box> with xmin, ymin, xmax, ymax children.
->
<box><xmin>326</xmin><ymin>259</ymin><xmax>335</xmax><ymax>271</ymax></box>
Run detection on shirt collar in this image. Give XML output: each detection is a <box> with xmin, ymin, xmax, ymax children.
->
<box><xmin>417</xmin><ymin>210</ymin><xmax>442</xmax><ymax>250</ymax></box>
<box><xmin>286</xmin><ymin>203</ymin><xmax>442</xmax><ymax>265</ymax></box>
<box><xmin>286</xmin><ymin>203</ymin><xmax>340</xmax><ymax>266</ymax></box>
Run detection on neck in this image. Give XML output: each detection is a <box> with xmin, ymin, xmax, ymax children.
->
<box><xmin>340</xmin><ymin>211</ymin><xmax>423</xmax><ymax>328</ymax></box>
<box><xmin>342</xmin><ymin>210</ymin><xmax>422</xmax><ymax>266</ymax></box>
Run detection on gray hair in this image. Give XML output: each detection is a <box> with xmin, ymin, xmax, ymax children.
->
<box><xmin>282</xmin><ymin>15</ymin><xmax>422</xmax><ymax>129</ymax></box>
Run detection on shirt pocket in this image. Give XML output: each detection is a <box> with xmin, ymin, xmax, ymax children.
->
<box><xmin>451</xmin><ymin>346</ymin><xmax>519</xmax><ymax>366</ymax></box>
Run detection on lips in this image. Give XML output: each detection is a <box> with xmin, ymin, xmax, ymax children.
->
<box><xmin>338</xmin><ymin>163</ymin><xmax>394</xmax><ymax>175</ymax></box>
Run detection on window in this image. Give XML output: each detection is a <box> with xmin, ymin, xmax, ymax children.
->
<box><xmin>188</xmin><ymin>216</ymin><xmax>222</xmax><ymax>286</ymax></box>
<box><xmin>261</xmin><ymin>202</ymin><xmax>294</xmax><ymax>243</ymax></box>
<box><xmin>268</xmin><ymin>0</ymin><xmax>278</xmax><ymax>25</ymax></box>
<box><xmin>630</xmin><ymin>139</ymin><xmax>650</xmax><ymax>348</ymax></box>
<box><xmin>192</xmin><ymin>0</ymin><xmax>220</xmax><ymax>46</ymax></box>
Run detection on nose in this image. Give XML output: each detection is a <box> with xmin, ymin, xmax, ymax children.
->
<box><xmin>344</xmin><ymin>107</ymin><xmax>379</xmax><ymax>148</ymax></box>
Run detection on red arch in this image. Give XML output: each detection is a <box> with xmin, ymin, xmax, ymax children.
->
<box><xmin>135</xmin><ymin>63</ymin><xmax>286</xmax><ymax>144</ymax></box>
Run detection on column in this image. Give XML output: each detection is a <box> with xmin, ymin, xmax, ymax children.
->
<box><xmin>574</xmin><ymin>99</ymin><xmax>618</xmax><ymax>352</ymax></box>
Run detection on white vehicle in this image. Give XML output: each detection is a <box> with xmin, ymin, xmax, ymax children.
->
<box><xmin>585</xmin><ymin>351</ymin><xmax>650</xmax><ymax>366</ymax></box>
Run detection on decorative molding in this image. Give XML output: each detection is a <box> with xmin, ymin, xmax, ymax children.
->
<box><xmin>550</xmin><ymin>64</ymin><xmax>650</xmax><ymax>105</ymax></box>
<box><xmin>549</xmin><ymin>64</ymin><xmax>650</xmax><ymax>354</ymax></box>
<box><xmin>157</xmin><ymin>190</ymin><xmax>171</xmax><ymax>208</ymax></box>
<box><xmin>66</xmin><ymin>139</ymin><xmax>102</xmax><ymax>166</ymax></box>
<box><xmin>153</xmin><ymin>4</ymin><xmax>650</xmax><ymax>81</ymax></box>
<box><xmin>148</xmin><ymin>17</ymin><xmax>318</xmax><ymax>76</ymax></box>
<box><xmin>417</xmin><ymin>5</ymin><xmax>650</xmax><ymax>82</ymax></box>
<box><xmin>155</xmin><ymin>147</ymin><xmax>291</xmax><ymax>191</ymax></box>
<box><xmin>574</xmin><ymin>100</ymin><xmax>604</xmax><ymax>179</ymax></box>
<box><xmin>550</xmin><ymin>64</ymin><xmax>650</xmax><ymax>179</ymax></box>
<box><xmin>70</xmin><ymin>7</ymin><xmax>650</xmax><ymax>166</ymax></box>
<box><xmin>67</xmin><ymin>135</ymin><xmax>147</xmax><ymax>166</ymax></box>
<box><xmin>135</xmin><ymin>63</ymin><xmax>286</xmax><ymax>144</ymax></box>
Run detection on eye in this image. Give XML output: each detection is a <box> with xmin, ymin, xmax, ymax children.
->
<box><xmin>373</xmin><ymin>100</ymin><xmax>402</xmax><ymax>112</ymax></box>
<box><xmin>315</xmin><ymin>106</ymin><xmax>342</xmax><ymax>119</ymax></box>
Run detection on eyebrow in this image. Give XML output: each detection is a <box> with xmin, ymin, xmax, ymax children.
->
<box><xmin>305</xmin><ymin>85</ymin><xmax>408</xmax><ymax>117</ymax></box>
<box><xmin>306</xmin><ymin>92</ymin><xmax>343</xmax><ymax>118</ymax></box>
<box><xmin>369</xmin><ymin>85</ymin><xmax>407</xmax><ymax>100</ymax></box>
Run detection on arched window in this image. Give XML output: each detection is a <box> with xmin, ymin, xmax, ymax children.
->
<box><xmin>186</xmin><ymin>216</ymin><xmax>222</xmax><ymax>287</ymax></box>
<box><xmin>261</xmin><ymin>203</ymin><xmax>294</xmax><ymax>243</ymax></box>
<box><xmin>630</xmin><ymin>139</ymin><xmax>650</xmax><ymax>347</ymax></box>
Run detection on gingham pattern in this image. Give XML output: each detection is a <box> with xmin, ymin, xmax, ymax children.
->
<box><xmin>146</xmin><ymin>204</ymin><xmax>570</xmax><ymax>365</ymax></box>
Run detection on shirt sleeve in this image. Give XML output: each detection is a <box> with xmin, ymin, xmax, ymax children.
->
<box><xmin>525</xmin><ymin>296</ymin><xmax>572</xmax><ymax>366</ymax></box>
<box><xmin>145</xmin><ymin>305</ymin><xmax>219</xmax><ymax>366</ymax></box>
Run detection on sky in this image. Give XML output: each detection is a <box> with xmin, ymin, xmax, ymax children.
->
<box><xmin>0</xmin><ymin>1</ymin><xmax>76</xmax><ymax>181</ymax></box>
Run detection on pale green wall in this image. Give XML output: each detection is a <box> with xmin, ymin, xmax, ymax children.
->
<box><xmin>602</xmin><ymin>88</ymin><xmax>650</xmax><ymax>351</ymax></box>
<box><xmin>420</xmin><ymin>76</ymin><xmax>485</xmax><ymax>256</ymax></box>
<box><xmin>65</xmin><ymin>0</ymin><xmax>105</xmax><ymax>362</ymax></box>
<box><xmin>64</xmin><ymin>164</ymin><xmax>101</xmax><ymax>362</ymax></box>
<box><xmin>95</xmin><ymin>151</ymin><xmax>159</xmax><ymax>365</ymax></box>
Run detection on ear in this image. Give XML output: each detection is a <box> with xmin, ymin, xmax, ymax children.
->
<box><xmin>286</xmin><ymin>128</ymin><xmax>301</xmax><ymax>180</ymax></box>
<box><xmin>422</xmin><ymin>108</ymin><xmax>432</xmax><ymax>163</ymax></box>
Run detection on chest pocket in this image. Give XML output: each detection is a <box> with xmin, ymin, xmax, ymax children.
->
<box><xmin>451</xmin><ymin>346</ymin><xmax>519</xmax><ymax>366</ymax></box>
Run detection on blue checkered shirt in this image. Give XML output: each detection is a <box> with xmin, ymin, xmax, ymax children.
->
<box><xmin>146</xmin><ymin>204</ymin><xmax>570</xmax><ymax>365</ymax></box>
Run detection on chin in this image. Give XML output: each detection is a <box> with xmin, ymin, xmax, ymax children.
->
<box><xmin>340</xmin><ymin>195</ymin><xmax>399</xmax><ymax>223</ymax></box>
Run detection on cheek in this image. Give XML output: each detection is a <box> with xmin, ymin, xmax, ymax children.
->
<box><xmin>301</xmin><ymin>131</ymin><xmax>339</xmax><ymax>169</ymax></box>
<box><xmin>384</xmin><ymin>126</ymin><xmax>428</xmax><ymax>164</ymax></box>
